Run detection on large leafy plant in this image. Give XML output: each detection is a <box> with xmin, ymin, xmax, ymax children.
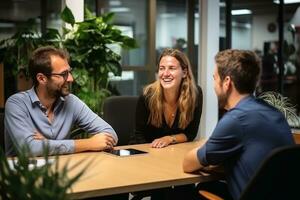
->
<box><xmin>0</xmin><ymin>19</ymin><xmax>61</xmax><ymax>76</ymax></box>
<box><xmin>0</xmin><ymin>146</ymin><xmax>86</xmax><ymax>199</ymax></box>
<box><xmin>0</xmin><ymin>19</ymin><xmax>61</xmax><ymax>95</ymax></box>
<box><xmin>0</xmin><ymin>7</ymin><xmax>137</xmax><ymax>115</ymax></box>
<box><xmin>61</xmin><ymin>7</ymin><xmax>137</xmax><ymax>114</ymax></box>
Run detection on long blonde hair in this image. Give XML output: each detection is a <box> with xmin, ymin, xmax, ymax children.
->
<box><xmin>144</xmin><ymin>48</ymin><xmax>198</xmax><ymax>129</ymax></box>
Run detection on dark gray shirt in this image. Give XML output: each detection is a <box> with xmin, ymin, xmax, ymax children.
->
<box><xmin>5</xmin><ymin>87</ymin><xmax>117</xmax><ymax>156</ymax></box>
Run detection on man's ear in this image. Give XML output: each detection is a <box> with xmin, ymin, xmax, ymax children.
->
<box><xmin>223</xmin><ymin>76</ymin><xmax>232</xmax><ymax>91</ymax></box>
<box><xmin>36</xmin><ymin>73</ymin><xmax>47</xmax><ymax>85</ymax></box>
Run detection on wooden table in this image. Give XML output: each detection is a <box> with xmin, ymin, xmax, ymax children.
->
<box><xmin>59</xmin><ymin>139</ymin><xmax>213</xmax><ymax>199</ymax></box>
<box><xmin>292</xmin><ymin>129</ymin><xmax>300</xmax><ymax>144</ymax></box>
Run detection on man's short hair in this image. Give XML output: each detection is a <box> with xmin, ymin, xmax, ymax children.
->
<box><xmin>215</xmin><ymin>49</ymin><xmax>261</xmax><ymax>94</ymax></box>
<box><xmin>29</xmin><ymin>46</ymin><xmax>69</xmax><ymax>86</ymax></box>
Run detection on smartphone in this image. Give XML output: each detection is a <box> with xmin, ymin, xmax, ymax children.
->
<box><xmin>105</xmin><ymin>148</ymin><xmax>148</xmax><ymax>156</ymax></box>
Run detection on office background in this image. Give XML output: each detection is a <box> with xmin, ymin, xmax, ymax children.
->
<box><xmin>0</xmin><ymin>0</ymin><xmax>299</xmax><ymax>138</ymax></box>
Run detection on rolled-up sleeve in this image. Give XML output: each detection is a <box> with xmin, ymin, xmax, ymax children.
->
<box><xmin>197</xmin><ymin>114</ymin><xmax>243</xmax><ymax>166</ymax></box>
<box><xmin>71</xmin><ymin>95</ymin><xmax>118</xmax><ymax>142</ymax></box>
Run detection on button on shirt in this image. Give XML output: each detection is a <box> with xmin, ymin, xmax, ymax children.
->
<box><xmin>5</xmin><ymin>87</ymin><xmax>118</xmax><ymax>156</ymax></box>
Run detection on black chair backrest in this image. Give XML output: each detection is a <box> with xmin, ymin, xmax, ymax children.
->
<box><xmin>240</xmin><ymin>145</ymin><xmax>300</xmax><ymax>200</ymax></box>
<box><xmin>102</xmin><ymin>96</ymin><xmax>138</xmax><ymax>146</ymax></box>
<box><xmin>0</xmin><ymin>111</ymin><xmax>4</xmax><ymax>152</ymax></box>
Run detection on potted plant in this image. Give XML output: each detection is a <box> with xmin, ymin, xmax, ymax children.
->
<box><xmin>61</xmin><ymin>7</ymin><xmax>137</xmax><ymax>114</ymax></box>
<box><xmin>0</xmin><ymin>146</ymin><xmax>86</xmax><ymax>199</ymax></box>
<box><xmin>258</xmin><ymin>91</ymin><xmax>300</xmax><ymax>128</ymax></box>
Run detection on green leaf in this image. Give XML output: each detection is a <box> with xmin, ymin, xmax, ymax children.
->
<box><xmin>84</xmin><ymin>7</ymin><xmax>95</xmax><ymax>20</ymax></box>
<box><xmin>258</xmin><ymin>91</ymin><xmax>300</xmax><ymax>127</ymax></box>
<box><xmin>102</xmin><ymin>12</ymin><xmax>115</xmax><ymax>23</ymax></box>
<box><xmin>61</xmin><ymin>6</ymin><xmax>75</xmax><ymax>26</ymax></box>
<box><xmin>121</xmin><ymin>36</ymin><xmax>139</xmax><ymax>48</ymax></box>
<box><xmin>0</xmin><ymin>145</ymin><xmax>87</xmax><ymax>199</ymax></box>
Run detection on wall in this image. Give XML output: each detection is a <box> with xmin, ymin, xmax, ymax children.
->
<box><xmin>252</xmin><ymin>14</ymin><xmax>278</xmax><ymax>51</ymax></box>
<box><xmin>232</xmin><ymin>25</ymin><xmax>252</xmax><ymax>50</ymax></box>
<box><xmin>198</xmin><ymin>0</ymin><xmax>219</xmax><ymax>138</ymax></box>
<box><xmin>156</xmin><ymin>14</ymin><xmax>187</xmax><ymax>49</ymax></box>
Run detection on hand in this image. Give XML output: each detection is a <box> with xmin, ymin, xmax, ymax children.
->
<box><xmin>33</xmin><ymin>131</ymin><xmax>46</xmax><ymax>140</ymax></box>
<box><xmin>151</xmin><ymin>136</ymin><xmax>173</xmax><ymax>148</ymax></box>
<box><xmin>88</xmin><ymin>133</ymin><xmax>117</xmax><ymax>151</ymax></box>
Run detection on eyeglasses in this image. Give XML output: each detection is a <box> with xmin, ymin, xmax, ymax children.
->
<box><xmin>47</xmin><ymin>68</ymin><xmax>72</xmax><ymax>81</ymax></box>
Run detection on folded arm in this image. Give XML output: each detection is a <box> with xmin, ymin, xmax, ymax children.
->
<box><xmin>5</xmin><ymin>99</ymin><xmax>75</xmax><ymax>156</ymax></box>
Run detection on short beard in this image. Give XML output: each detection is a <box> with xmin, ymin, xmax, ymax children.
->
<box><xmin>217</xmin><ymin>90</ymin><xmax>229</xmax><ymax>109</ymax></box>
<box><xmin>47</xmin><ymin>83</ymin><xmax>70</xmax><ymax>99</ymax></box>
<box><xmin>60</xmin><ymin>83</ymin><xmax>71</xmax><ymax>97</ymax></box>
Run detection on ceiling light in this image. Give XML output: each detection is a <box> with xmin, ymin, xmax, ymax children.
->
<box><xmin>109</xmin><ymin>0</ymin><xmax>121</xmax><ymax>6</ymax></box>
<box><xmin>274</xmin><ymin>0</ymin><xmax>300</xmax><ymax>4</ymax></box>
<box><xmin>109</xmin><ymin>7</ymin><xmax>130</xmax><ymax>13</ymax></box>
<box><xmin>231</xmin><ymin>9</ymin><xmax>252</xmax><ymax>15</ymax></box>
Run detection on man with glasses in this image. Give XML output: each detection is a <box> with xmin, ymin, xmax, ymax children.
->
<box><xmin>4</xmin><ymin>46</ymin><xmax>118</xmax><ymax>156</ymax></box>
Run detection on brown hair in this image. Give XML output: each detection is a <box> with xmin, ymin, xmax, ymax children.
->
<box><xmin>215</xmin><ymin>49</ymin><xmax>261</xmax><ymax>94</ymax></box>
<box><xmin>144</xmin><ymin>48</ymin><xmax>198</xmax><ymax>129</ymax></box>
<box><xmin>29</xmin><ymin>46</ymin><xmax>69</xmax><ymax>86</ymax></box>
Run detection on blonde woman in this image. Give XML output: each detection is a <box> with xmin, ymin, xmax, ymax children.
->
<box><xmin>131</xmin><ymin>48</ymin><xmax>202</xmax><ymax>200</ymax></box>
<box><xmin>134</xmin><ymin>48</ymin><xmax>202</xmax><ymax>148</ymax></box>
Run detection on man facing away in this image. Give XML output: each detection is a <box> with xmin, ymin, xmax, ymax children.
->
<box><xmin>5</xmin><ymin>46</ymin><xmax>118</xmax><ymax>156</ymax></box>
<box><xmin>183</xmin><ymin>49</ymin><xmax>295</xmax><ymax>200</ymax></box>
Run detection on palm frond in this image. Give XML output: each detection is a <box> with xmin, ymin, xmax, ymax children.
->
<box><xmin>258</xmin><ymin>91</ymin><xmax>300</xmax><ymax>127</ymax></box>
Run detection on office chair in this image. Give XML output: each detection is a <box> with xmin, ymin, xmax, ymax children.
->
<box><xmin>102</xmin><ymin>96</ymin><xmax>139</xmax><ymax>146</ymax></box>
<box><xmin>240</xmin><ymin>144</ymin><xmax>300</xmax><ymax>200</ymax></box>
<box><xmin>198</xmin><ymin>145</ymin><xmax>300</xmax><ymax>200</ymax></box>
<box><xmin>103</xmin><ymin>96</ymin><xmax>156</xmax><ymax>200</ymax></box>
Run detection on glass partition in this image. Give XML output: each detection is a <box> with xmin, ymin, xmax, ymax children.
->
<box><xmin>284</xmin><ymin>3</ymin><xmax>300</xmax><ymax>116</ymax></box>
<box><xmin>85</xmin><ymin>0</ymin><xmax>148</xmax><ymax>67</ymax></box>
<box><xmin>156</xmin><ymin>0</ymin><xmax>187</xmax><ymax>58</ymax></box>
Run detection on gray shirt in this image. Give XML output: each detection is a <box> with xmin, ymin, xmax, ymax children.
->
<box><xmin>5</xmin><ymin>87</ymin><xmax>118</xmax><ymax>156</ymax></box>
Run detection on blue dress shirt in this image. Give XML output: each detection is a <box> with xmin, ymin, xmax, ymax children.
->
<box><xmin>5</xmin><ymin>87</ymin><xmax>117</xmax><ymax>156</ymax></box>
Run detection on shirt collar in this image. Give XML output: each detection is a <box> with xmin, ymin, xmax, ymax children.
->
<box><xmin>28</xmin><ymin>87</ymin><xmax>66</xmax><ymax>107</ymax></box>
<box><xmin>28</xmin><ymin>87</ymin><xmax>40</xmax><ymax>104</ymax></box>
<box><xmin>234</xmin><ymin>94</ymin><xmax>254</xmax><ymax>109</ymax></box>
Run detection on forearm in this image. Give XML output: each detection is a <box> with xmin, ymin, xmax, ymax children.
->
<box><xmin>74</xmin><ymin>133</ymin><xmax>116</xmax><ymax>153</ymax></box>
<box><xmin>150</xmin><ymin>133</ymin><xmax>188</xmax><ymax>148</ymax></box>
<box><xmin>74</xmin><ymin>138</ymin><xmax>92</xmax><ymax>153</ymax></box>
<box><xmin>6</xmin><ymin>128</ymin><xmax>74</xmax><ymax>156</ymax></box>
<box><xmin>183</xmin><ymin>147</ymin><xmax>204</xmax><ymax>173</ymax></box>
<box><xmin>19</xmin><ymin>139</ymin><xmax>74</xmax><ymax>156</ymax></box>
<box><xmin>171</xmin><ymin>133</ymin><xmax>188</xmax><ymax>144</ymax></box>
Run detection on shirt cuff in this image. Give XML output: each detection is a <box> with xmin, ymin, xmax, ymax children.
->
<box><xmin>48</xmin><ymin>140</ymin><xmax>75</xmax><ymax>154</ymax></box>
<box><xmin>197</xmin><ymin>145</ymin><xmax>209</xmax><ymax>166</ymax></box>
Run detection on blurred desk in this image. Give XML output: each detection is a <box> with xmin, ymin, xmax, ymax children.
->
<box><xmin>61</xmin><ymin>139</ymin><xmax>214</xmax><ymax>199</ymax></box>
<box><xmin>292</xmin><ymin>129</ymin><xmax>300</xmax><ymax>144</ymax></box>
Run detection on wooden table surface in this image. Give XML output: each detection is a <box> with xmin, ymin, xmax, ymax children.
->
<box><xmin>58</xmin><ymin>139</ymin><xmax>214</xmax><ymax>199</ymax></box>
